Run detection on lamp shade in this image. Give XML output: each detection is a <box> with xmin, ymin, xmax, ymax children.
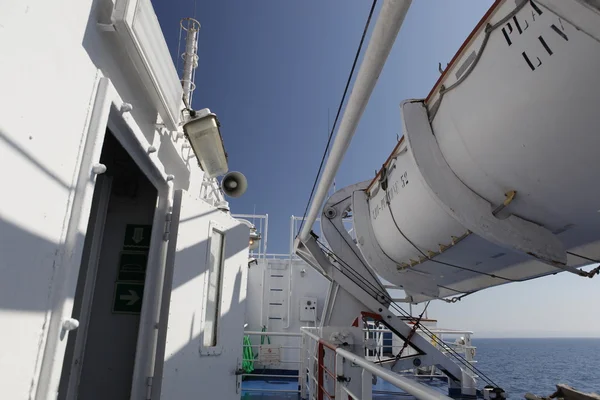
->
<box><xmin>236</xmin><ymin>218</ymin><xmax>262</xmax><ymax>252</ymax></box>
<box><xmin>249</xmin><ymin>229</ymin><xmax>261</xmax><ymax>251</ymax></box>
<box><xmin>183</xmin><ymin>111</ymin><xmax>228</xmax><ymax>178</ymax></box>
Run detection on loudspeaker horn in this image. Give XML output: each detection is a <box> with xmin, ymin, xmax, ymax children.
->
<box><xmin>221</xmin><ymin>171</ymin><xmax>248</xmax><ymax>198</ymax></box>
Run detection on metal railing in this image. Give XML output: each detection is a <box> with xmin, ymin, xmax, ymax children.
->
<box><xmin>242</xmin><ymin>330</ymin><xmax>303</xmax><ymax>395</ymax></box>
<box><xmin>300</xmin><ymin>328</ymin><xmax>454</xmax><ymax>400</ymax></box>
<box><xmin>362</xmin><ymin>324</ymin><xmax>477</xmax><ymax>379</ymax></box>
<box><xmin>244</xmin><ymin>327</ymin><xmax>476</xmax><ymax>399</ymax></box>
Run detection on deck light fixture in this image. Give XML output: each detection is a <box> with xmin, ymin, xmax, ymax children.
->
<box><xmin>183</xmin><ymin>108</ymin><xmax>228</xmax><ymax>178</ymax></box>
<box><xmin>237</xmin><ymin>219</ymin><xmax>263</xmax><ymax>252</ymax></box>
<box><xmin>248</xmin><ymin>229</ymin><xmax>262</xmax><ymax>251</ymax></box>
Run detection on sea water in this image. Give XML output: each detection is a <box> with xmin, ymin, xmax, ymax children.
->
<box><xmin>241</xmin><ymin>338</ymin><xmax>600</xmax><ymax>399</ymax></box>
<box><xmin>474</xmin><ymin>338</ymin><xmax>600</xmax><ymax>398</ymax></box>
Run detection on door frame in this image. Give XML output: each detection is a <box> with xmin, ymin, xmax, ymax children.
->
<box><xmin>107</xmin><ymin>107</ymin><xmax>171</xmax><ymax>400</ymax></box>
<box><xmin>61</xmin><ymin>174</ymin><xmax>112</xmax><ymax>400</ymax></box>
<box><xmin>53</xmin><ymin>77</ymin><xmax>172</xmax><ymax>400</ymax></box>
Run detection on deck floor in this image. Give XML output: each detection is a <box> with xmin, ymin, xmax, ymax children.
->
<box><xmin>241</xmin><ymin>376</ymin><xmax>448</xmax><ymax>399</ymax></box>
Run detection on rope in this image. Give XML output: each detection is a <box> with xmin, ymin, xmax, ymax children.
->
<box><xmin>442</xmin><ymin>289</ymin><xmax>479</xmax><ymax>304</ymax></box>
<box><xmin>395</xmin><ymin>301</ymin><xmax>430</xmax><ymax>360</ymax></box>
<box><xmin>566</xmin><ymin>252</ymin><xmax>600</xmax><ymax>278</ymax></box>
<box><xmin>384</xmin><ymin>177</ymin><xmax>600</xmax><ymax>280</ymax></box>
<box><xmin>323</xmin><ymin>240</ymin><xmax>499</xmax><ymax>386</ymax></box>
<box><xmin>329</xmin><ymin>214</ymin><xmax>386</xmax><ymax>293</ymax></box>
<box><xmin>315</xmin><ymin>238</ymin><xmax>499</xmax><ymax>387</ymax></box>
<box><xmin>428</xmin><ymin>0</ymin><xmax>530</xmax><ymax>121</ymax></box>
<box><xmin>384</xmin><ymin>185</ymin><xmax>518</xmax><ymax>282</ymax></box>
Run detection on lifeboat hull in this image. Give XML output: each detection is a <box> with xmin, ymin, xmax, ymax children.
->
<box><xmin>353</xmin><ymin>0</ymin><xmax>600</xmax><ymax>301</ymax></box>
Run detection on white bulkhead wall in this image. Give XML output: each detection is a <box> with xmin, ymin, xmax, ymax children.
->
<box><xmin>158</xmin><ymin>191</ymin><xmax>250</xmax><ymax>399</ymax></box>
<box><xmin>245</xmin><ymin>258</ymin><xmax>330</xmax><ymax>369</ymax></box>
<box><xmin>0</xmin><ymin>0</ymin><xmax>242</xmax><ymax>399</ymax></box>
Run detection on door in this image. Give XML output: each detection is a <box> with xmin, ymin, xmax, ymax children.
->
<box><xmin>58</xmin><ymin>130</ymin><xmax>160</xmax><ymax>400</ymax></box>
<box><xmin>157</xmin><ymin>190</ymin><xmax>250</xmax><ymax>399</ymax></box>
<box><xmin>58</xmin><ymin>175</ymin><xmax>112</xmax><ymax>400</ymax></box>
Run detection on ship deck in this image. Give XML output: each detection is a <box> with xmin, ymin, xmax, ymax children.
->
<box><xmin>241</xmin><ymin>375</ymin><xmax>450</xmax><ymax>399</ymax></box>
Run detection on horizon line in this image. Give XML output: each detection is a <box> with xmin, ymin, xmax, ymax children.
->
<box><xmin>472</xmin><ymin>336</ymin><xmax>600</xmax><ymax>339</ymax></box>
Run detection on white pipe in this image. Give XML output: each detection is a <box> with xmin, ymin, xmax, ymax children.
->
<box><xmin>264</xmin><ymin>213</ymin><xmax>269</xmax><ymax>256</ymax></box>
<box><xmin>134</xmin><ymin>181</ymin><xmax>173</xmax><ymax>400</ymax></box>
<box><xmin>299</xmin><ymin>0</ymin><xmax>412</xmax><ymax>242</ymax></box>
<box><xmin>256</xmin><ymin>217</ymin><xmax>262</xmax><ymax>259</ymax></box>
<box><xmin>266</xmin><ymin>261</ymin><xmax>271</xmax><ymax>331</ymax></box>
<box><xmin>284</xmin><ymin>216</ymin><xmax>294</xmax><ymax>329</ymax></box>
<box><xmin>300</xmin><ymin>328</ymin><xmax>322</xmax><ymax>342</ymax></box>
<box><xmin>242</xmin><ymin>388</ymin><xmax>300</xmax><ymax>393</ymax></box>
<box><xmin>232</xmin><ymin>213</ymin><xmax>268</xmax><ymax>219</ymax></box>
<box><xmin>260</xmin><ymin>266</ymin><xmax>266</xmax><ymax>327</ymax></box>
<box><xmin>320</xmin><ymin>282</ymin><xmax>333</xmax><ymax>329</ymax></box>
<box><xmin>245</xmin><ymin>330</ymin><xmax>303</xmax><ymax>337</ymax></box>
<box><xmin>284</xmin><ymin>259</ymin><xmax>293</xmax><ymax>329</ymax></box>
<box><xmin>264</xmin><ymin>253</ymin><xmax>302</xmax><ymax>258</ymax></box>
<box><xmin>335</xmin><ymin>347</ymin><xmax>453</xmax><ymax>400</ymax></box>
<box><xmin>325</xmin><ymin>283</ymin><xmax>339</xmax><ymax>326</ymax></box>
<box><xmin>289</xmin><ymin>215</ymin><xmax>295</xmax><ymax>258</ymax></box>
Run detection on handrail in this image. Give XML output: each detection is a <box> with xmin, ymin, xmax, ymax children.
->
<box><xmin>335</xmin><ymin>347</ymin><xmax>453</xmax><ymax>400</ymax></box>
<box><xmin>302</xmin><ymin>328</ymin><xmax>322</xmax><ymax>342</ymax></box>
<box><xmin>245</xmin><ymin>330</ymin><xmax>302</xmax><ymax>337</ymax></box>
<box><xmin>243</xmin><ymin>330</ymin><xmax>304</xmax><ymax>396</ymax></box>
<box><xmin>244</xmin><ymin>328</ymin><xmax>473</xmax><ymax>398</ymax></box>
<box><xmin>362</xmin><ymin>327</ymin><xmax>474</xmax><ymax>335</ymax></box>
<box><xmin>301</xmin><ymin>328</ymin><xmax>457</xmax><ymax>400</ymax></box>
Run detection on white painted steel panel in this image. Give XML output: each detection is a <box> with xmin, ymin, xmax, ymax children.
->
<box><xmin>161</xmin><ymin>190</ymin><xmax>249</xmax><ymax>399</ymax></box>
<box><xmin>113</xmin><ymin>0</ymin><xmax>183</xmax><ymax>130</ymax></box>
<box><xmin>0</xmin><ymin>0</ymin><xmax>204</xmax><ymax>395</ymax></box>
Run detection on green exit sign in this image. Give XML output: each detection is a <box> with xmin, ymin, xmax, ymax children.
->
<box><xmin>112</xmin><ymin>282</ymin><xmax>144</xmax><ymax>314</ymax></box>
<box><xmin>118</xmin><ymin>251</ymin><xmax>148</xmax><ymax>282</ymax></box>
<box><xmin>123</xmin><ymin>224</ymin><xmax>152</xmax><ymax>249</ymax></box>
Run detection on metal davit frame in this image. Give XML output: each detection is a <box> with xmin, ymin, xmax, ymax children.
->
<box><xmin>300</xmin><ymin>328</ymin><xmax>455</xmax><ymax>400</ymax></box>
<box><xmin>295</xmin><ymin>182</ymin><xmax>497</xmax><ymax>398</ymax></box>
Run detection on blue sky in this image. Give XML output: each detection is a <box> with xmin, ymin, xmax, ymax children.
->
<box><xmin>152</xmin><ymin>1</ymin><xmax>600</xmax><ymax>337</ymax></box>
<box><xmin>152</xmin><ymin>0</ymin><xmax>495</xmax><ymax>252</ymax></box>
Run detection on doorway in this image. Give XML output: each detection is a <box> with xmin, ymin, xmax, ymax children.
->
<box><xmin>58</xmin><ymin>130</ymin><xmax>158</xmax><ymax>399</ymax></box>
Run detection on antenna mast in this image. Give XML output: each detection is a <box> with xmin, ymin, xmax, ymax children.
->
<box><xmin>179</xmin><ymin>17</ymin><xmax>201</xmax><ymax>108</ymax></box>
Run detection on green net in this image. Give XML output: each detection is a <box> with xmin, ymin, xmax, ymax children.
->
<box><xmin>242</xmin><ymin>326</ymin><xmax>271</xmax><ymax>375</ymax></box>
<box><xmin>242</xmin><ymin>335</ymin><xmax>254</xmax><ymax>374</ymax></box>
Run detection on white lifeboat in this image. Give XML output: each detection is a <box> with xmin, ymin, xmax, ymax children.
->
<box><xmin>353</xmin><ymin>0</ymin><xmax>600</xmax><ymax>302</ymax></box>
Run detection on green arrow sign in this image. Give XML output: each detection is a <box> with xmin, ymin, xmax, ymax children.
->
<box><xmin>123</xmin><ymin>224</ymin><xmax>152</xmax><ymax>249</ymax></box>
<box><xmin>113</xmin><ymin>282</ymin><xmax>144</xmax><ymax>314</ymax></box>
